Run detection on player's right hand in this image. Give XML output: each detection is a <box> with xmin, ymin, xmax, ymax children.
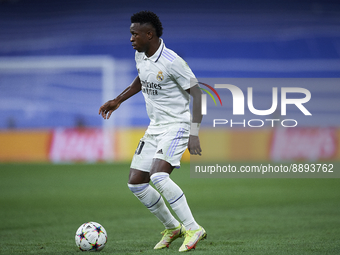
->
<box><xmin>98</xmin><ymin>99</ymin><xmax>121</xmax><ymax>119</ymax></box>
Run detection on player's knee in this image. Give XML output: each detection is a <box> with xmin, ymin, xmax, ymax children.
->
<box><xmin>128</xmin><ymin>168</ymin><xmax>150</xmax><ymax>184</ymax></box>
<box><xmin>149</xmin><ymin>159</ymin><xmax>174</xmax><ymax>176</ymax></box>
<box><xmin>151</xmin><ymin>172</ymin><xmax>184</xmax><ymax>204</ymax></box>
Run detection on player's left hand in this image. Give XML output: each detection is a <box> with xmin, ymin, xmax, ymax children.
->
<box><xmin>188</xmin><ymin>135</ymin><xmax>202</xmax><ymax>155</ymax></box>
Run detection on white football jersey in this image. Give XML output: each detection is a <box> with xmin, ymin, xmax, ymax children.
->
<box><xmin>135</xmin><ymin>39</ymin><xmax>196</xmax><ymax>133</ymax></box>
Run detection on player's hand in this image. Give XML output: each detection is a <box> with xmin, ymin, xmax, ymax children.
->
<box><xmin>98</xmin><ymin>99</ymin><xmax>121</xmax><ymax>119</ymax></box>
<box><xmin>188</xmin><ymin>135</ymin><xmax>202</xmax><ymax>156</ymax></box>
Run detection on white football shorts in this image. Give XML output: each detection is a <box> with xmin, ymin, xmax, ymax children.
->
<box><xmin>130</xmin><ymin>125</ymin><xmax>189</xmax><ymax>172</ymax></box>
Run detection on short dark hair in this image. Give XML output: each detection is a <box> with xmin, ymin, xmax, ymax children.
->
<box><xmin>131</xmin><ymin>11</ymin><xmax>163</xmax><ymax>37</ymax></box>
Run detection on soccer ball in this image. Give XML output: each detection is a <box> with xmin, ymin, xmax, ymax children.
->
<box><xmin>75</xmin><ymin>222</ymin><xmax>107</xmax><ymax>251</ymax></box>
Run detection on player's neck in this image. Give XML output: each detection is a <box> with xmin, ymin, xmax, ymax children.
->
<box><xmin>145</xmin><ymin>39</ymin><xmax>161</xmax><ymax>58</ymax></box>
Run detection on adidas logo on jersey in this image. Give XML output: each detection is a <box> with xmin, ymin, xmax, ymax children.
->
<box><xmin>156</xmin><ymin>149</ymin><xmax>163</xmax><ymax>154</ymax></box>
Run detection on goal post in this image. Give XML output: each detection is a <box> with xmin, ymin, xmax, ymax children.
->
<box><xmin>0</xmin><ymin>55</ymin><xmax>116</xmax><ymax>162</ymax></box>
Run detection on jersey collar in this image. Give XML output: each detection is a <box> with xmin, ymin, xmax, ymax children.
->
<box><xmin>144</xmin><ymin>39</ymin><xmax>164</xmax><ymax>63</ymax></box>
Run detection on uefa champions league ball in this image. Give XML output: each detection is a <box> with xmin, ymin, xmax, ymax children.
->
<box><xmin>75</xmin><ymin>222</ymin><xmax>107</xmax><ymax>251</ymax></box>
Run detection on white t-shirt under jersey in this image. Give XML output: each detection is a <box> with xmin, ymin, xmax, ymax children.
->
<box><xmin>135</xmin><ymin>39</ymin><xmax>196</xmax><ymax>134</ymax></box>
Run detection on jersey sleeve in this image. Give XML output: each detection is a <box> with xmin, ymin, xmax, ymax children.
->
<box><xmin>171</xmin><ymin>56</ymin><xmax>197</xmax><ymax>90</ymax></box>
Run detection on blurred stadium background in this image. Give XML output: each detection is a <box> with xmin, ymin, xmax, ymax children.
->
<box><xmin>1</xmin><ymin>0</ymin><xmax>340</xmax><ymax>163</ymax></box>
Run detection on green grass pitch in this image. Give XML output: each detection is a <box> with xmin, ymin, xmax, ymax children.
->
<box><xmin>0</xmin><ymin>162</ymin><xmax>339</xmax><ymax>254</ymax></box>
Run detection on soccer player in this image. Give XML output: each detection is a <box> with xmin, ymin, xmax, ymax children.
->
<box><xmin>99</xmin><ymin>11</ymin><xmax>206</xmax><ymax>252</ymax></box>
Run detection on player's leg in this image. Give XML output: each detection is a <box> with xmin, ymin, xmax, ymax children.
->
<box><xmin>128</xmin><ymin>168</ymin><xmax>150</xmax><ymax>184</ymax></box>
<box><xmin>150</xmin><ymin>160</ymin><xmax>206</xmax><ymax>252</ymax></box>
<box><xmin>127</xmin><ymin>136</ymin><xmax>180</xmax><ymax>234</ymax></box>
<box><xmin>127</xmin><ymin>168</ymin><xmax>182</xmax><ymax>249</ymax></box>
<box><xmin>150</xmin><ymin>159</ymin><xmax>199</xmax><ymax>231</ymax></box>
<box><xmin>128</xmin><ymin>167</ymin><xmax>178</xmax><ymax>228</ymax></box>
<box><xmin>149</xmin><ymin>127</ymin><xmax>206</xmax><ymax>251</ymax></box>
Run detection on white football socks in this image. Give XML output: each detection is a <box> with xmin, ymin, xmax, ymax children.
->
<box><xmin>127</xmin><ymin>183</ymin><xmax>179</xmax><ymax>229</ymax></box>
<box><xmin>151</xmin><ymin>172</ymin><xmax>199</xmax><ymax>231</ymax></box>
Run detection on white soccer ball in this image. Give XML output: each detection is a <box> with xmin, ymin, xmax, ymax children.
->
<box><xmin>75</xmin><ymin>222</ymin><xmax>107</xmax><ymax>252</ymax></box>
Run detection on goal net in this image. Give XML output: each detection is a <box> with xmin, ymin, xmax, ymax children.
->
<box><xmin>0</xmin><ymin>56</ymin><xmax>116</xmax><ymax>162</ymax></box>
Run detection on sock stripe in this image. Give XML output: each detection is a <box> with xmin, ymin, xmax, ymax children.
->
<box><xmin>128</xmin><ymin>183</ymin><xmax>149</xmax><ymax>194</ymax></box>
<box><xmin>169</xmin><ymin>193</ymin><xmax>184</xmax><ymax>205</ymax></box>
<box><xmin>146</xmin><ymin>195</ymin><xmax>162</xmax><ymax>208</ymax></box>
<box><xmin>151</xmin><ymin>174</ymin><xmax>169</xmax><ymax>185</ymax></box>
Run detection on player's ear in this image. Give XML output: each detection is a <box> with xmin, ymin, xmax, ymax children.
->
<box><xmin>147</xmin><ymin>30</ymin><xmax>154</xmax><ymax>40</ymax></box>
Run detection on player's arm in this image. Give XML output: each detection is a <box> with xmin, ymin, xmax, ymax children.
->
<box><xmin>186</xmin><ymin>85</ymin><xmax>203</xmax><ymax>156</ymax></box>
<box><xmin>99</xmin><ymin>76</ymin><xmax>142</xmax><ymax>119</ymax></box>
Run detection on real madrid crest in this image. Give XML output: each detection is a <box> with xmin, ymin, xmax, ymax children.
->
<box><xmin>156</xmin><ymin>71</ymin><xmax>164</xmax><ymax>82</ymax></box>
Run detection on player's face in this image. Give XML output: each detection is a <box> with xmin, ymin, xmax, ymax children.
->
<box><xmin>130</xmin><ymin>23</ymin><xmax>150</xmax><ymax>53</ymax></box>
